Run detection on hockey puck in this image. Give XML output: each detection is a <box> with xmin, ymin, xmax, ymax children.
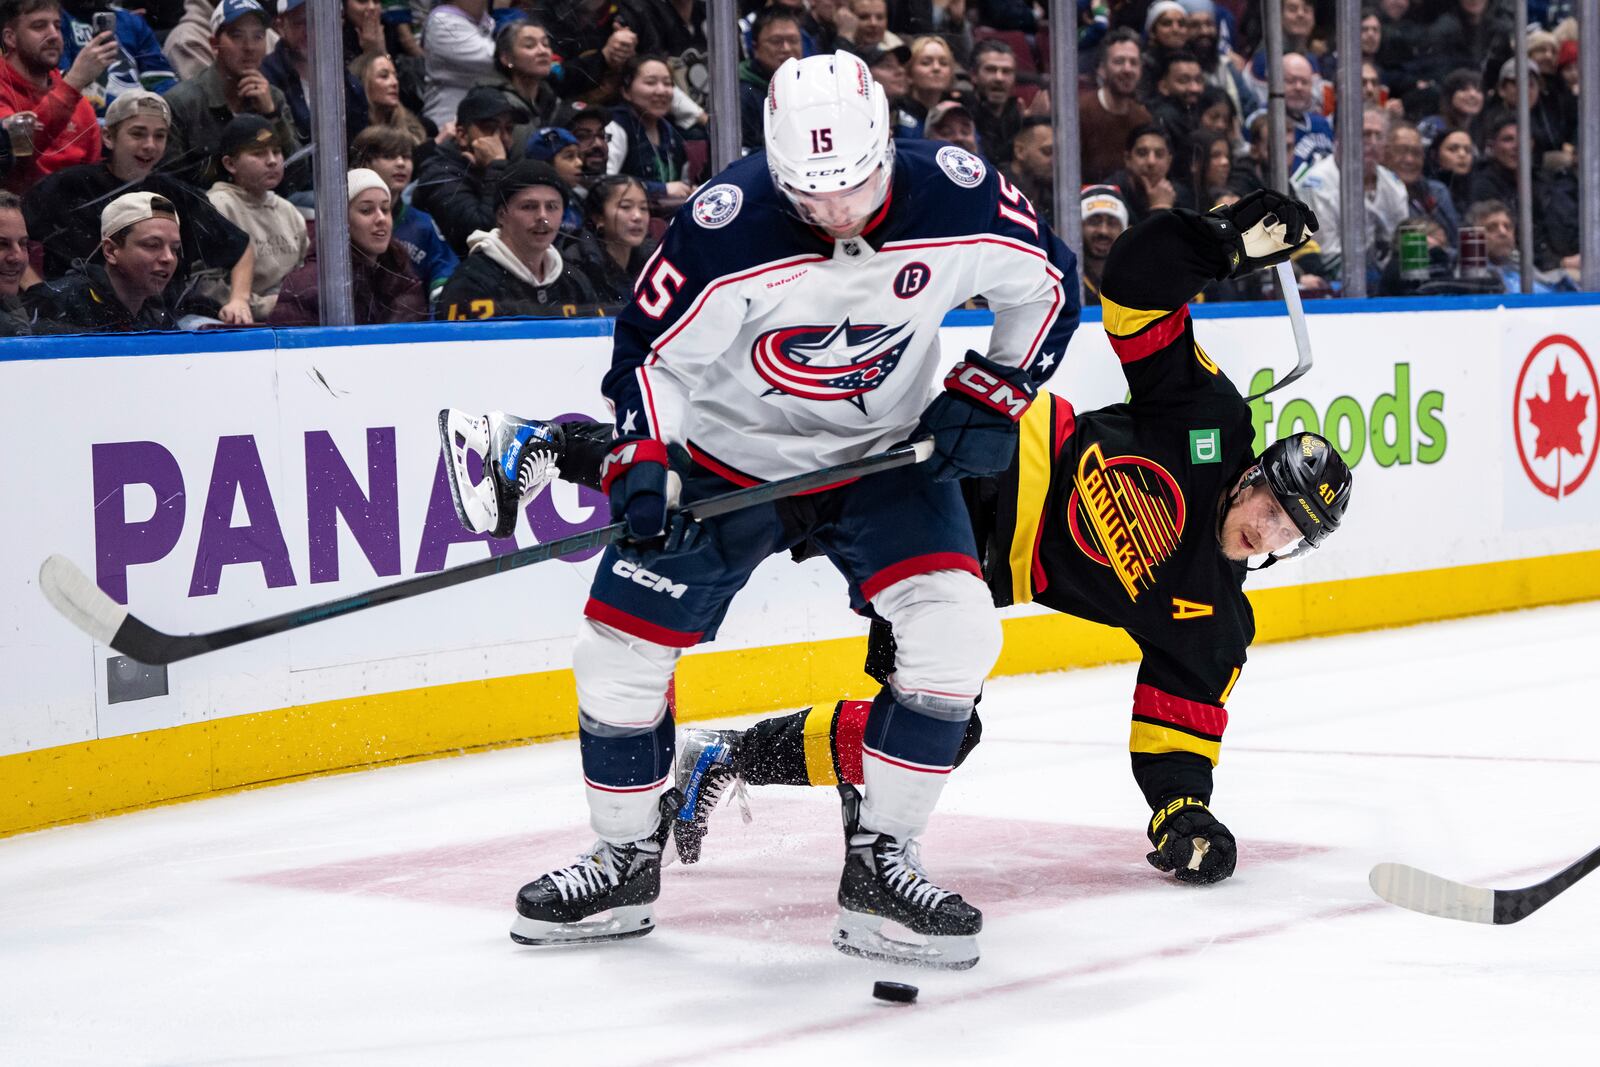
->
<box><xmin>872</xmin><ymin>981</ymin><xmax>918</xmax><ymax>1004</ymax></box>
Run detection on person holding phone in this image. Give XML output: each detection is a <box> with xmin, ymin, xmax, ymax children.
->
<box><xmin>0</xmin><ymin>0</ymin><xmax>110</xmax><ymax>192</ymax></box>
<box><xmin>54</xmin><ymin>1</ymin><xmax>177</xmax><ymax>117</ymax></box>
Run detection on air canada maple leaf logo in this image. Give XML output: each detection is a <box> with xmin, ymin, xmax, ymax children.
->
<box><xmin>1513</xmin><ymin>335</ymin><xmax>1598</xmax><ymax>499</ymax></box>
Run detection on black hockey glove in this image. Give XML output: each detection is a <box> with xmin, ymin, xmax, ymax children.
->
<box><xmin>600</xmin><ymin>438</ymin><xmax>703</xmax><ymax>562</ymax></box>
<box><xmin>1203</xmin><ymin>189</ymin><xmax>1319</xmax><ymax>276</ymax></box>
<box><xmin>916</xmin><ymin>352</ymin><xmax>1037</xmax><ymax>482</ymax></box>
<box><xmin>1146</xmin><ymin>797</ymin><xmax>1237</xmax><ymax>885</ymax></box>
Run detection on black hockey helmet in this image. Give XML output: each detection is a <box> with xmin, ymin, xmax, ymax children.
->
<box><xmin>1255</xmin><ymin>432</ymin><xmax>1352</xmax><ymax>551</ymax></box>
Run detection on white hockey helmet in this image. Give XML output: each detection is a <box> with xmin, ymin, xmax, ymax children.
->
<box><xmin>763</xmin><ymin>51</ymin><xmax>895</xmax><ymax>235</ymax></box>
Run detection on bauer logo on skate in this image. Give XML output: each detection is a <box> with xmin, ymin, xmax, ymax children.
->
<box><xmin>1511</xmin><ymin>335</ymin><xmax>1597</xmax><ymax>501</ymax></box>
<box><xmin>750</xmin><ymin>318</ymin><xmax>913</xmax><ymax>411</ymax></box>
<box><xmin>1067</xmin><ymin>443</ymin><xmax>1186</xmax><ymax>602</ymax></box>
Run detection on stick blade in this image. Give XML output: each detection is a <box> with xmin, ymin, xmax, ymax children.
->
<box><xmin>1369</xmin><ymin>862</ymin><xmax>1496</xmax><ymax>924</ymax></box>
<box><xmin>38</xmin><ymin>554</ymin><xmax>128</xmax><ymax>646</ymax></box>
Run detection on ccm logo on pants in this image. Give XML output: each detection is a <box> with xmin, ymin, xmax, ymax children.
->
<box><xmin>612</xmin><ymin>560</ymin><xmax>689</xmax><ymax>599</ymax></box>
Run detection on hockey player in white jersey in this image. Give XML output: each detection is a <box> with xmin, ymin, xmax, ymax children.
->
<box><xmin>500</xmin><ymin>51</ymin><xmax>1079</xmax><ymax>969</ymax></box>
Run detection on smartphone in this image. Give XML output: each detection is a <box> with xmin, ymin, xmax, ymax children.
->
<box><xmin>92</xmin><ymin>11</ymin><xmax>116</xmax><ymax>36</ymax></box>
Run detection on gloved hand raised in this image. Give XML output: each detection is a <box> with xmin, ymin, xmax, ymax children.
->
<box><xmin>916</xmin><ymin>351</ymin><xmax>1038</xmax><ymax>482</ymax></box>
<box><xmin>1145</xmin><ymin>796</ymin><xmax>1238</xmax><ymax>884</ymax></box>
<box><xmin>1204</xmin><ymin>189</ymin><xmax>1319</xmax><ymax>275</ymax></box>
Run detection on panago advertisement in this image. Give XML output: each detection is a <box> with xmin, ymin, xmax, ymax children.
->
<box><xmin>4</xmin><ymin>295</ymin><xmax>1599</xmax><ymax>834</ymax></box>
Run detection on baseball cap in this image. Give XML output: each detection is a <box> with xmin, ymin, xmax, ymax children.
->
<box><xmin>1499</xmin><ymin>58</ymin><xmax>1533</xmax><ymax>83</ymax></box>
<box><xmin>494</xmin><ymin>160</ymin><xmax>568</xmax><ymax>211</ymax></box>
<box><xmin>101</xmin><ymin>191</ymin><xmax>180</xmax><ymax>241</ymax></box>
<box><xmin>211</xmin><ymin>0</ymin><xmax>269</xmax><ymax>33</ymax></box>
<box><xmin>278</xmin><ymin>0</ymin><xmax>304</xmax><ymax>11</ymax></box>
<box><xmin>103</xmin><ymin>89</ymin><xmax>171</xmax><ymax>130</ymax></box>
<box><xmin>860</xmin><ymin>43</ymin><xmax>911</xmax><ymax>68</ymax></box>
<box><xmin>219</xmin><ymin>114</ymin><xmax>279</xmax><ymax>157</ymax></box>
<box><xmin>526</xmin><ymin>126</ymin><xmax>578</xmax><ymax>163</ymax></box>
<box><xmin>1080</xmin><ymin>184</ymin><xmax>1130</xmax><ymax>227</ymax></box>
<box><xmin>925</xmin><ymin>100</ymin><xmax>973</xmax><ymax>131</ymax></box>
<box><xmin>457</xmin><ymin>86</ymin><xmax>531</xmax><ymax>128</ymax></box>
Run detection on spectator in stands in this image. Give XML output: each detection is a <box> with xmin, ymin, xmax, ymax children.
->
<box><xmin>1416</xmin><ymin>68</ymin><xmax>1483</xmax><ymax>148</ymax></box>
<box><xmin>958</xmin><ymin>38</ymin><xmax>1021</xmax><ymax>164</ymax></box>
<box><xmin>1465</xmin><ymin>199</ymin><xmax>1574</xmax><ymax>294</ymax></box>
<box><xmin>0</xmin><ymin>0</ymin><xmax>109</xmax><ymax>192</ymax></box>
<box><xmin>567</xmin><ymin>108</ymin><xmax>609</xmax><ymax>182</ymax></box>
<box><xmin>422</xmin><ymin>0</ymin><xmax>494</xmax><ymax>126</ymax></box>
<box><xmin>1374</xmin><ymin>0</ymin><xmax>1423</xmax><ymax>99</ymax></box>
<box><xmin>1385</xmin><ymin>118</ymin><xmax>1458</xmax><ymax>243</ymax></box>
<box><xmin>342</xmin><ymin>0</ymin><xmax>386</xmax><ymax>68</ymax></box>
<box><xmin>801</xmin><ymin>0</ymin><xmax>842</xmax><ymax>55</ymax></box>
<box><xmin>56</xmin><ymin>1</ymin><xmax>177</xmax><ymax>117</ymax></box>
<box><xmin>437</xmin><ymin>160</ymin><xmax>598</xmax><ymax>320</ymax></box>
<box><xmin>842</xmin><ymin>0</ymin><xmax>902</xmax><ymax>55</ymax></box>
<box><xmin>903</xmin><ymin>34</ymin><xmax>957</xmax><ymax>131</ymax></box>
<box><xmin>354</xmin><ymin>51</ymin><xmax>426</xmax><ymax>149</ymax></box>
<box><xmin>162</xmin><ymin>0</ymin><xmax>300</xmax><ymax>190</ymax></box>
<box><xmin>1467</xmin><ymin>114</ymin><xmax>1519</xmax><ymax>214</ymax></box>
<box><xmin>495</xmin><ymin>16</ymin><xmax>563</xmax><ymax>142</ymax></box>
<box><xmin>1425</xmin><ymin>126</ymin><xmax>1475</xmax><ymax>216</ymax></box>
<box><xmin>1183</xmin><ymin>0</ymin><xmax>1257</xmax><ymax>121</ymax></box>
<box><xmin>1079</xmin><ymin>28</ymin><xmax>1151</xmax><ymax>184</ymax></box>
<box><xmin>414</xmin><ymin>85</ymin><xmax>527</xmax><ymax>253</ymax></box>
<box><xmin>621</xmin><ymin>0</ymin><xmax>711</xmax><ymax>115</ymax></box>
<box><xmin>606</xmin><ymin>55</ymin><xmax>692</xmax><ymax>211</ymax></box>
<box><xmin>205</xmin><ymin>113</ymin><xmax>304</xmax><ymax>317</ymax></box>
<box><xmin>1141</xmin><ymin>1</ymin><xmax>1190</xmax><ymax>93</ymax></box>
<box><xmin>1282</xmin><ymin>52</ymin><xmax>1333</xmax><ymax>172</ymax></box>
<box><xmin>25</xmin><ymin>189</ymin><xmax>183</xmax><ymax>329</ymax></box>
<box><xmin>862</xmin><ymin>42</ymin><xmax>918</xmax><ymax>139</ymax></box>
<box><xmin>547</xmin><ymin>0</ymin><xmax>637</xmax><ymax>107</ymax></box>
<box><xmin>270</xmin><ymin>167</ymin><xmax>426</xmax><ymax>325</ymax></box>
<box><xmin>24</xmin><ymin>89</ymin><xmax>253</xmax><ymax>322</ymax></box>
<box><xmin>972</xmin><ymin>0</ymin><xmax>1038</xmax><ymax>33</ymax></box>
<box><xmin>1422</xmin><ymin>0</ymin><xmax>1509</xmax><ymax>86</ymax></box>
<box><xmin>1146</xmin><ymin>50</ymin><xmax>1204</xmax><ymax>176</ymax></box>
<box><xmin>1488</xmin><ymin>57</ymin><xmax>1572</xmax><ymax>174</ymax></box>
<box><xmin>739</xmin><ymin>7</ymin><xmax>804</xmax><ymax>151</ymax></box>
<box><xmin>352</xmin><ymin>124</ymin><xmax>456</xmax><ymax>306</ymax></box>
<box><xmin>0</xmin><ymin>188</ymin><xmax>32</xmax><ymax>331</ymax></box>
<box><xmin>1195</xmin><ymin>85</ymin><xmax>1243</xmax><ymax>161</ymax></box>
<box><xmin>1105</xmin><ymin>123</ymin><xmax>1186</xmax><ymax>224</ymax></box>
<box><xmin>263</xmin><ymin>0</ymin><xmax>368</xmax><ymax>149</ymax></box>
<box><xmin>572</xmin><ymin>172</ymin><xmax>650</xmax><ymax>309</ymax></box>
<box><xmin>1293</xmin><ymin>104</ymin><xmax>1407</xmax><ymax>277</ymax></box>
<box><xmin>164</xmin><ymin>0</ymin><xmax>219</xmax><ymax>82</ymax></box>
<box><xmin>1189</xmin><ymin>127</ymin><xmax>1232</xmax><ymax>206</ymax></box>
<box><xmin>526</xmin><ymin>124</ymin><xmax>585</xmax><ymax>236</ymax></box>
<box><xmin>1556</xmin><ymin>39</ymin><xmax>1578</xmax><ymax>97</ymax></box>
<box><xmin>924</xmin><ymin>99</ymin><xmax>979</xmax><ymax>156</ymax></box>
<box><xmin>1005</xmin><ymin>116</ymin><xmax>1053</xmax><ymax>229</ymax></box>
<box><xmin>1077</xmin><ymin>184</ymin><xmax>1127</xmax><ymax>307</ymax></box>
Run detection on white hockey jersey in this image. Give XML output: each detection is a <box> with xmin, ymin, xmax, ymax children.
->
<box><xmin>606</xmin><ymin>140</ymin><xmax>1081</xmax><ymax>483</ymax></box>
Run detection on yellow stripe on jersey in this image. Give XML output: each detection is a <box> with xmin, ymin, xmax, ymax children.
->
<box><xmin>802</xmin><ymin>703</ymin><xmax>839</xmax><ymax>787</ymax></box>
<box><xmin>1099</xmin><ymin>294</ymin><xmax>1171</xmax><ymax>339</ymax></box>
<box><xmin>1218</xmin><ymin>666</ymin><xmax>1241</xmax><ymax>704</ymax></box>
<box><xmin>1130</xmin><ymin>720</ymin><xmax>1222</xmax><ymax>766</ymax></box>
<box><xmin>1009</xmin><ymin>400</ymin><xmax>1055</xmax><ymax>605</ymax></box>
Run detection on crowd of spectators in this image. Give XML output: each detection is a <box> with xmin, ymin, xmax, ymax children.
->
<box><xmin>0</xmin><ymin>0</ymin><xmax>1586</xmax><ymax>335</ymax></box>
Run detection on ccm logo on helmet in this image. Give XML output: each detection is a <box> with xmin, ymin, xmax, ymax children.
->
<box><xmin>611</xmin><ymin>560</ymin><xmax>689</xmax><ymax>599</ymax></box>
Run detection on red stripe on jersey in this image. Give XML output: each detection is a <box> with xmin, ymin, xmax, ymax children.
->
<box><xmin>834</xmin><ymin>699</ymin><xmax>870</xmax><ymax>785</ymax></box>
<box><xmin>687</xmin><ymin>442</ymin><xmax>860</xmax><ymax>495</ymax></box>
<box><xmin>1051</xmin><ymin>394</ymin><xmax>1078</xmax><ymax>455</ymax></box>
<box><xmin>584</xmin><ymin>598</ymin><xmax>703</xmax><ymax>648</ymax></box>
<box><xmin>1132</xmin><ymin>683</ymin><xmax>1228</xmax><ymax>739</ymax></box>
<box><xmin>859</xmin><ymin>552</ymin><xmax>984</xmax><ymax>603</ymax></box>
<box><xmin>1108</xmin><ymin>305</ymin><xmax>1191</xmax><ymax>364</ymax></box>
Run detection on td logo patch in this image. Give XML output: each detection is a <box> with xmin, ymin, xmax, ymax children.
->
<box><xmin>1189</xmin><ymin>428</ymin><xmax>1220</xmax><ymax>464</ymax></box>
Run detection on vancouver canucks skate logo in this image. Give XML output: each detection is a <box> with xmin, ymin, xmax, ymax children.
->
<box><xmin>751</xmin><ymin>318</ymin><xmax>914</xmax><ymax>411</ymax></box>
<box><xmin>1066</xmin><ymin>442</ymin><xmax>1187</xmax><ymax>602</ymax></box>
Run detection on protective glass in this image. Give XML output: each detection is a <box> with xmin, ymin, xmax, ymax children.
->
<box><xmin>781</xmin><ymin>164</ymin><xmax>889</xmax><ymax>233</ymax></box>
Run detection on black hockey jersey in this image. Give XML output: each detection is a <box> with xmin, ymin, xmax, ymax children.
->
<box><xmin>981</xmin><ymin>209</ymin><xmax>1259</xmax><ymax>810</ymax></box>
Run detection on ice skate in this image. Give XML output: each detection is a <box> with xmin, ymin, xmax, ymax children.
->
<box><xmin>830</xmin><ymin>784</ymin><xmax>981</xmax><ymax>970</ymax></box>
<box><xmin>672</xmin><ymin>729</ymin><xmax>751</xmax><ymax>864</ymax></box>
<box><xmin>439</xmin><ymin>409</ymin><xmax>565</xmax><ymax>538</ymax></box>
<box><xmin>510</xmin><ymin>790</ymin><xmax>681</xmax><ymax>946</ymax></box>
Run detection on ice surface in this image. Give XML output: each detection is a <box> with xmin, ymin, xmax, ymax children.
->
<box><xmin>4</xmin><ymin>602</ymin><xmax>1599</xmax><ymax>1063</ymax></box>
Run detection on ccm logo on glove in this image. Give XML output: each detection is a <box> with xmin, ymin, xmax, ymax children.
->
<box><xmin>945</xmin><ymin>360</ymin><xmax>1036</xmax><ymax>421</ymax></box>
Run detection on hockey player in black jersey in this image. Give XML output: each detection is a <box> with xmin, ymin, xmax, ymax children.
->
<box><xmin>445</xmin><ymin>189</ymin><xmax>1348</xmax><ymax>903</ymax></box>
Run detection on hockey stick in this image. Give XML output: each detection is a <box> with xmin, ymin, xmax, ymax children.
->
<box><xmin>1244</xmin><ymin>261</ymin><xmax>1314</xmax><ymax>402</ymax></box>
<box><xmin>39</xmin><ymin>439</ymin><xmax>936</xmax><ymax>666</ymax></box>
<box><xmin>1368</xmin><ymin>844</ymin><xmax>1600</xmax><ymax>924</ymax></box>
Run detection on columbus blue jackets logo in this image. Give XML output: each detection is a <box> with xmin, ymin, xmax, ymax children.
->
<box><xmin>751</xmin><ymin>318</ymin><xmax>914</xmax><ymax>411</ymax></box>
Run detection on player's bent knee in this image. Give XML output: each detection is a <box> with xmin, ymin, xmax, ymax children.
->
<box><xmin>870</xmin><ymin>569</ymin><xmax>1001</xmax><ymax>703</ymax></box>
<box><xmin>572</xmin><ymin>617</ymin><xmax>680</xmax><ymax>728</ymax></box>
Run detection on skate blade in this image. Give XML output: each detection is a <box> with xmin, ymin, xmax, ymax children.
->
<box><xmin>831</xmin><ymin>911</ymin><xmax>979</xmax><ymax>971</ymax></box>
<box><xmin>438</xmin><ymin>408</ymin><xmax>497</xmax><ymax>535</ymax></box>
<box><xmin>509</xmin><ymin>904</ymin><xmax>655</xmax><ymax>946</ymax></box>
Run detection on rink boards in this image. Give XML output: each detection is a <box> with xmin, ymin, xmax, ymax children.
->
<box><xmin>3</xmin><ymin>294</ymin><xmax>1599</xmax><ymax>835</ymax></box>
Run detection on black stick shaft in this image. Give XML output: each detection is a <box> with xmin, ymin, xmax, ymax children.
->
<box><xmin>1494</xmin><ymin>843</ymin><xmax>1600</xmax><ymax>923</ymax></box>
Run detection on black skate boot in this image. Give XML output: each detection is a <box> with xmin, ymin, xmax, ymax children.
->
<box><xmin>439</xmin><ymin>409</ymin><xmax>566</xmax><ymax>538</ymax></box>
<box><xmin>510</xmin><ymin>790</ymin><xmax>682</xmax><ymax>946</ymax></box>
<box><xmin>831</xmin><ymin>784</ymin><xmax>981</xmax><ymax>970</ymax></box>
<box><xmin>672</xmin><ymin>729</ymin><xmax>751</xmax><ymax>864</ymax></box>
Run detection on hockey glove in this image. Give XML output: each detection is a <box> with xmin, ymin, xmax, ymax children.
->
<box><xmin>1146</xmin><ymin>797</ymin><xmax>1238</xmax><ymax>885</ymax></box>
<box><xmin>1204</xmin><ymin>189</ymin><xmax>1319</xmax><ymax>276</ymax></box>
<box><xmin>599</xmin><ymin>439</ymin><xmax>703</xmax><ymax>562</ymax></box>
<box><xmin>916</xmin><ymin>352</ymin><xmax>1038</xmax><ymax>482</ymax></box>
